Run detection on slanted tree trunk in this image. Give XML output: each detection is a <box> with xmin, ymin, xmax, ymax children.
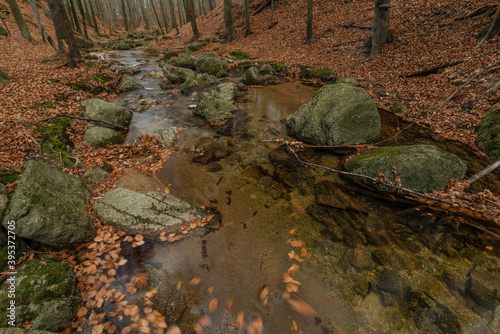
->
<box><xmin>47</xmin><ymin>0</ymin><xmax>81</xmax><ymax>67</ymax></box>
<box><xmin>150</xmin><ymin>0</ymin><xmax>165</xmax><ymax>34</ymax></box>
<box><xmin>366</xmin><ymin>0</ymin><xmax>391</xmax><ymax>61</ymax></box>
<box><xmin>68</xmin><ymin>0</ymin><xmax>83</xmax><ymax>34</ymax></box>
<box><xmin>88</xmin><ymin>0</ymin><xmax>101</xmax><ymax>35</ymax></box>
<box><xmin>185</xmin><ymin>0</ymin><xmax>200</xmax><ymax>40</ymax></box>
<box><xmin>27</xmin><ymin>0</ymin><xmax>61</xmax><ymax>59</ymax></box>
<box><xmin>244</xmin><ymin>0</ymin><xmax>250</xmax><ymax>36</ymax></box>
<box><xmin>75</xmin><ymin>0</ymin><xmax>90</xmax><ymax>40</ymax></box>
<box><xmin>139</xmin><ymin>0</ymin><xmax>151</xmax><ymax>30</ymax></box>
<box><xmin>5</xmin><ymin>0</ymin><xmax>35</xmax><ymax>42</ymax></box>
<box><xmin>478</xmin><ymin>3</ymin><xmax>500</xmax><ymax>44</ymax></box>
<box><xmin>223</xmin><ymin>0</ymin><xmax>235</xmax><ymax>42</ymax></box>
<box><xmin>306</xmin><ymin>0</ymin><xmax>312</xmax><ymax>44</ymax></box>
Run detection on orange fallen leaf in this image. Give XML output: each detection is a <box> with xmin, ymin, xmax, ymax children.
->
<box><xmin>190</xmin><ymin>277</ymin><xmax>202</xmax><ymax>286</ymax></box>
<box><xmin>209</xmin><ymin>298</ymin><xmax>218</xmax><ymax>313</ymax></box>
<box><xmin>235</xmin><ymin>312</ymin><xmax>245</xmax><ymax>330</ymax></box>
<box><xmin>166</xmin><ymin>325</ymin><xmax>181</xmax><ymax>334</ymax></box>
<box><xmin>287</xmin><ymin>298</ymin><xmax>318</xmax><ymax>317</ymax></box>
<box><xmin>207</xmin><ymin>286</ymin><xmax>214</xmax><ymax>295</ymax></box>
<box><xmin>289</xmin><ymin>226</ymin><xmax>298</xmax><ymax>234</ymax></box>
<box><xmin>225</xmin><ymin>299</ymin><xmax>233</xmax><ymax>309</ymax></box>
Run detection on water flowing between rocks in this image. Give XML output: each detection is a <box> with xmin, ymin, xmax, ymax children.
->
<box><xmin>94</xmin><ymin>50</ymin><xmax>500</xmax><ymax>334</ymax></box>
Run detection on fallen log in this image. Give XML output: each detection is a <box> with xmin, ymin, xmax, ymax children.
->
<box><xmin>404</xmin><ymin>60</ymin><xmax>463</xmax><ymax>78</ymax></box>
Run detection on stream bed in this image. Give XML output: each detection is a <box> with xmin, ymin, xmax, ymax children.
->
<box><xmin>95</xmin><ymin>50</ymin><xmax>500</xmax><ymax>334</ymax></box>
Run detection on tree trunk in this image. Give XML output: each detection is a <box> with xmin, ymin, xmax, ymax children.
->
<box><xmin>139</xmin><ymin>0</ymin><xmax>151</xmax><ymax>30</ymax></box>
<box><xmin>126</xmin><ymin>0</ymin><xmax>136</xmax><ymax>29</ymax></box>
<box><xmin>478</xmin><ymin>3</ymin><xmax>500</xmax><ymax>44</ymax></box>
<box><xmin>86</xmin><ymin>0</ymin><xmax>101</xmax><ymax>35</ymax></box>
<box><xmin>306</xmin><ymin>0</ymin><xmax>312</xmax><ymax>44</ymax></box>
<box><xmin>185</xmin><ymin>0</ymin><xmax>200</xmax><ymax>40</ymax></box>
<box><xmin>223</xmin><ymin>0</ymin><xmax>235</xmax><ymax>42</ymax></box>
<box><xmin>121</xmin><ymin>0</ymin><xmax>130</xmax><ymax>30</ymax></box>
<box><xmin>47</xmin><ymin>0</ymin><xmax>81</xmax><ymax>67</ymax></box>
<box><xmin>367</xmin><ymin>0</ymin><xmax>391</xmax><ymax>61</ymax></box>
<box><xmin>27</xmin><ymin>0</ymin><xmax>60</xmax><ymax>58</ymax></box>
<box><xmin>244</xmin><ymin>0</ymin><xmax>250</xmax><ymax>36</ymax></box>
<box><xmin>159</xmin><ymin>0</ymin><xmax>170</xmax><ymax>33</ymax></box>
<box><xmin>5</xmin><ymin>0</ymin><xmax>35</xmax><ymax>42</ymax></box>
<box><xmin>208</xmin><ymin>0</ymin><xmax>216</xmax><ymax>11</ymax></box>
<box><xmin>150</xmin><ymin>0</ymin><xmax>165</xmax><ymax>34</ymax></box>
<box><xmin>167</xmin><ymin>0</ymin><xmax>179</xmax><ymax>34</ymax></box>
<box><xmin>68</xmin><ymin>0</ymin><xmax>83</xmax><ymax>34</ymax></box>
<box><xmin>75</xmin><ymin>0</ymin><xmax>90</xmax><ymax>40</ymax></box>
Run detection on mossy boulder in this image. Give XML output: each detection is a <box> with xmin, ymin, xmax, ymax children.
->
<box><xmin>193</xmin><ymin>53</ymin><xmax>228</xmax><ymax>75</ymax></box>
<box><xmin>0</xmin><ymin>168</ymin><xmax>19</xmax><ymax>185</ymax></box>
<box><xmin>259</xmin><ymin>64</ymin><xmax>274</xmax><ymax>75</ymax></box>
<box><xmin>180</xmin><ymin>76</ymin><xmax>209</xmax><ymax>95</ymax></box>
<box><xmin>195</xmin><ymin>94</ymin><xmax>237</xmax><ymax>123</ymax></box>
<box><xmin>162</xmin><ymin>49</ymin><xmax>180</xmax><ymax>60</ymax></box>
<box><xmin>345</xmin><ymin>145</ymin><xmax>467</xmax><ymax>192</ymax></box>
<box><xmin>162</xmin><ymin>64</ymin><xmax>195</xmax><ymax>83</ymax></box>
<box><xmin>156</xmin><ymin>127</ymin><xmax>182</xmax><ymax>146</ymax></box>
<box><xmin>0</xmin><ymin>259</ymin><xmax>80</xmax><ymax>330</ymax></box>
<box><xmin>94</xmin><ymin>187</ymin><xmax>214</xmax><ymax>234</ymax></box>
<box><xmin>83</xmin><ymin>125</ymin><xmax>123</xmax><ymax>147</ymax></box>
<box><xmin>240</xmin><ymin>67</ymin><xmax>266</xmax><ymax>85</ymax></box>
<box><xmin>1</xmin><ymin>160</ymin><xmax>94</xmax><ymax>248</ymax></box>
<box><xmin>119</xmin><ymin>76</ymin><xmax>144</xmax><ymax>91</ymax></box>
<box><xmin>109</xmin><ymin>64</ymin><xmax>140</xmax><ymax>75</ymax></box>
<box><xmin>477</xmin><ymin>103</ymin><xmax>500</xmax><ymax>161</ymax></box>
<box><xmin>286</xmin><ymin>83</ymin><xmax>380</xmax><ymax>145</ymax></box>
<box><xmin>81</xmin><ymin>98</ymin><xmax>133</xmax><ymax>126</ymax></box>
<box><xmin>215</xmin><ymin>82</ymin><xmax>237</xmax><ymax>101</ymax></box>
<box><xmin>173</xmin><ymin>53</ymin><xmax>196</xmax><ymax>69</ymax></box>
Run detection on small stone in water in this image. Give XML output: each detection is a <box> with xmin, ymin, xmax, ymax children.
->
<box><xmin>188</xmin><ymin>104</ymin><xmax>197</xmax><ymax>109</ymax></box>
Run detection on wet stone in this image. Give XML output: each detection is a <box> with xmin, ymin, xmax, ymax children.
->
<box><xmin>363</xmin><ymin>213</ymin><xmax>391</xmax><ymax>245</ymax></box>
<box><xmin>257</xmin><ymin>176</ymin><xmax>286</xmax><ymax>199</ymax></box>
<box><xmin>466</xmin><ymin>269</ymin><xmax>500</xmax><ymax>309</ymax></box>
<box><xmin>207</xmin><ymin>162</ymin><xmax>223</xmax><ymax>173</ymax></box>
<box><xmin>376</xmin><ymin>269</ymin><xmax>403</xmax><ymax>294</ymax></box>
<box><xmin>352</xmin><ymin>245</ymin><xmax>376</xmax><ymax>270</ymax></box>
<box><xmin>274</xmin><ymin>167</ymin><xmax>299</xmax><ymax>188</ymax></box>
<box><xmin>268</xmin><ymin>147</ymin><xmax>303</xmax><ymax>169</ymax></box>
<box><xmin>371</xmin><ymin>248</ymin><xmax>389</xmax><ymax>265</ymax></box>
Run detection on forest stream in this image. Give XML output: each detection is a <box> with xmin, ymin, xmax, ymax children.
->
<box><xmin>90</xmin><ymin>50</ymin><xmax>500</xmax><ymax>334</ymax></box>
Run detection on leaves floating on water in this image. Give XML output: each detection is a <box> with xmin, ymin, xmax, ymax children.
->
<box><xmin>235</xmin><ymin>312</ymin><xmax>245</xmax><ymax>330</ymax></box>
<box><xmin>209</xmin><ymin>298</ymin><xmax>218</xmax><ymax>312</ymax></box>
<box><xmin>287</xmin><ymin>298</ymin><xmax>318</xmax><ymax>317</ymax></box>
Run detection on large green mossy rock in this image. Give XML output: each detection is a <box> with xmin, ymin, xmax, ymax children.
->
<box><xmin>477</xmin><ymin>103</ymin><xmax>500</xmax><ymax>161</ymax></box>
<box><xmin>1</xmin><ymin>161</ymin><xmax>94</xmax><ymax>248</ymax></box>
<box><xmin>0</xmin><ymin>259</ymin><xmax>80</xmax><ymax>330</ymax></box>
<box><xmin>81</xmin><ymin>98</ymin><xmax>133</xmax><ymax>126</ymax></box>
<box><xmin>119</xmin><ymin>76</ymin><xmax>144</xmax><ymax>91</ymax></box>
<box><xmin>162</xmin><ymin>64</ymin><xmax>195</xmax><ymax>83</ymax></box>
<box><xmin>0</xmin><ymin>328</ymin><xmax>56</xmax><ymax>333</ymax></box>
<box><xmin>94</xmin><ymin>187</ymin><xmax>212</xmax><ymax>234</ymax></box>
<box><xmin>0</xmin><ymin>184</ymin><xmax>8</xmax><ymax>219</ymax></box>
<box><xmin>173</xmin><ymin>53</ymin><xmax>196</xmax><ymax>69</ymax></box>
<box><xmin>286</xmin><ymin>83</ymin><xmax>380</xmax><ymax>145</ymax></box>
<box><xmin>193</xmin><ymin>53</ymin><xmax>228</xmax><ymax>75</ymax></box>
<box><xmin>345</xmin><ymin>145</ymin><xmax>467</xmax><ymax>192</ymax></box>
<box><xmin>83</xmin><ymin>125</ymin><xmax>123</xmax><ymax>147</ymax></box>
<box><xmin>180</xmin><ymin>76</ymin><xmax>209</xmax><ymax>95</ymax></box>
<box><xmin>240</xmin><ymin>67</ymin><xmax>266</xmax><ymax>85</ymax></box>
<box><xmin>195</xmin><ymin>94</ymin><xmax>237</xmax><ymax>123</ymax></box>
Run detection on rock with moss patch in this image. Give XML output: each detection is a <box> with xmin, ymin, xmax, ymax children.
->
<box><xmin>259</xmin><ymin>64</ymin><xmax>274</xmax><ymax>75</ymax></box>
<box><xmin>215</xmin><ymin>83</ymin><xmax>237</xmax><ymax>101</ymax></box>
<box><xmin>345</xmin><ymin>145</ymin><xmax>467</xmax><ymax>192</ymax></box>
<box><xmin>195</xmin><ymin>94</ymin><xmax>237</xmax><ymax>123</ymax></box>
<box><xmin>0</xmin><ymin>328</ymin><xmax>56</xmax><ymax>333</ymax></box>
<box><xmin>240</xmin><ymin>67</ymin><xmax>266</xmax><ymax>85</ymax></box>
<box><xmin>82</xmin><ymin>168</ymin><xmax>110</xmax><ymax>191</ymax></box>
<box><xmin>0</xmin><ymin>168</ymin><xmax>19</xmax><ymax>185</ymax></box>
<box><xmin>94</xmin><ymin>187</ymin><xmax>215</xmax><ymax>234</ymax></box>
<box><xmin>0</xmin><ymin>184</ymin><xmax>8</xmax><ymax>220</ymax></box>
<box><xmin>156</xmin><ymin>127</ymin><xmax>182</xmax><ymax>146</ymax></box>
<box><xmin>286</xmin><ymin>83</ymin><xmax>380</xmax><ymax>145</ymax></box>
<box><xmin>0</xmin><ymin>69</ymin><xmax>12</xmax><ymax>83</ymax></box>
<box><xmin>109</xmin><ymin>64</ymin><xmax>140</xmax><ymax>75</ymax></box>
<box><xmin>477</xmin><ymin>103</ymin><xmax>500</xmax><ymax>161</ymax></box>
<box><xmin>1</xmin><ymin>161</ymin><xmax>94</xmax><ymax>248</ymax></box>
<box><xmin>83</xmin><ymin>125</ymin><xmax>123</xmax><ymax>147</ymax></box>
<box><xmin>119</xmin><ymin>76</ymin><xmax>144</xmax><ymax>91</ymax></box>
<box><xmin>180</xmin><ymin>76</ymin><xmax>209</xmax><ymax>95</ymax></box>
<box><xmin>194</xmin><ymin>53</ymin><xmax>228</xmax><ymax>75</ymax></box>
<box><xmin>336</xmin><ymin>77</ymin><xmax>357</xmax><ymax>85</ymax></box>
<box><xmin>162</xmin><ymin>64</ymin><xmax>195</xmax><ymax>83</ymax></box>
<box><xmin>142</xmin><ymin>70</ymin><xmax>166</xmax><ymax>80</ymax></box>
<box><xmin>173</xmin><ymin>53</ymin><xmax>196</xmax><ymax>69</ymax></box>
<box><xmin>162</xmin><ymin>49</ymin><xmax>180</xmax><ymax>59</ymax></box>
<box><xmin>82</xmin><ymin>98</ymin><xmax>133</xmax><ymax>126</ymax></box>
<box><xmin>0</xmin><ymin>259</ymin><xmax>80</xmax><ymax>329</ymax></box>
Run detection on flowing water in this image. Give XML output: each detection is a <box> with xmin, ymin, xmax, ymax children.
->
<box><xmin>95</xmin><ymin>50</ymin><xmax>500</xmax><ymax>333</ymax></box>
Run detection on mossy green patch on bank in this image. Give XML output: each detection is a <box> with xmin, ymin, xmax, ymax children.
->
<box><xmin>478</xmin><ymin>103</ymin><xmax>500</xmax><ymax>161</ymax></box>
<box><xmin>37</xmin><ymin>118</ymin><xmax>75</xmax><ymax>167</ymax></box>
<box><xmin>91</xmin><ymin>72</ymin><xmax>111</xmax><ymax>84</ymax></box>
<box><xmin>230</xmin><ymin>50</ymin><xmax>249</xmax><ymax>60</ymax></box>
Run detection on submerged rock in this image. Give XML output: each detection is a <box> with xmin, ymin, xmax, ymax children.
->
<box><xmin>0</xmin><ymin>259</ymin><xmax>80</xmax><ymax>330</ymax></box>
<box><xmin>81</xmin><ymin>98</ymin><xmax>133</xmax><ymax>126</ymax></box>
<box><xmin>109</xmin><ymin>64</ymin><xmax>140</xmax><ymax>75</ymax></box>
<box><xmin>477</xmin><ymin>103</ymin><xmax>500</xmax><ymax>161</ymax></box>
<box><xmin>94</xmin><ymin>187</ymin><xmax>215</xmax><ymax>234</ymax></box>
<box><xmin>215</xmin><ymin>82</ymin><xmax>237</xmax><ymax>101</ymax></box>
<box><xmin>193</xmin><ymin>53</ymin><xmax>228</xmax><ymax>75</ymax></box>
<box><xmin>119</xmin><ymin>76</ymin><xmax>144</xmax><ymax>91</ymax></box>
<box><xmin>195</xmin><ymin>94</ymin><xmax>237</xmax><ymax>123</ymax></box>
<box><xmin>83</xmin><ymin>125</ymin><xmax>123</xmax><ymax>147</ymax></box>
<box><xmin>240</xmin><ymin>67</ymin><xmax>266</xmax><ymax>85</ymax></box>
<box><xmin>1</xmin><ymin>160</ymin><xmax>94</xmax><ymax>248</ymax></box>
<box><xmin>286</xmin><ymin>83</ymin><xmax>380</xmax><ymax>145</ymax></box>
<box><xmin>162</xmin><ymin>64</ymin><xmax>195</xmax><ymax>83</ymax></box>
<box><xmin>345</xmin><ymin>144</ymin><xmax>467</xmax><ymax>192</ymax></box>
<box><xmin>156</xmin><ymin>127</ymin><xmax>182</xmax><ymax>146</ymax></box>
<box><xmin>180</xmin><ymin>76</ymin><xmax>209</xmax><ymax>95</ymax></box>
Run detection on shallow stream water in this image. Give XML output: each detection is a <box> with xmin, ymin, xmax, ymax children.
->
<box><xmin>95</xmin><ymin>50</ymin><xmax>500</xmax><ymax>334</ymax></box>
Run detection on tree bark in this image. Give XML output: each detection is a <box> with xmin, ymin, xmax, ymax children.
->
<box><xmin>244</xmin><ymin>0</ymin><xmax>250</xmax><ymax>36</ymax></box>
<box><xmin>159</xmin><ymin>0</ymin><xmax>170</xmax><ymax>33</ymax></box>
<box><xmin>139</xmin><ymin>0</ymin><xmax>151</xmax><ymax>30</ymax></box>
<box><xmin>68</xmin><ymin>0</ymin><xmax>83</xmax><ymax>34</ymax></box>
<box><xmin>478</xmin><ymin>3</ymin><xmax>500</xmax><ymax>44</ymax></box>
<box><xmin>167</xmin><ymin>0</ymin><xmax>179</xmax><ymax>34</ymax></box>
<box><xmin>367</xmin><ymin>0</ymin><xmax>391</xmax><ymax>61</ymax></box>
<box><xmin>5</xmin><ymin>0</ymin><xmax>35</xmax><ymax>42</ymax></box>
<box><xmin>150</xmin><ymin>0</ymin><xmax>165</xmax><ymax>34</ymax></box>
<box><xmin>223</xmin><ymin>0</ymin><xmax>235</xmax><ymax>42</ymax></box>
<box><xmin>120</xmin><ymin>0</ymin><xmax>130</xmax><ymax>30</ymax></box>
<box><xmin>27</xmin><ymin>0</ymin><xmax>61</xmax><ymax>58</ymax></box>
<box><xmin>86</xmin><ymin>0</ymin><xmax>101</xmax><ymax>35</ymax></box>
<box><xmin>47</xmin><ymin>0</ymin><xmax>81</xmax><ymax>67</ymax></box>
<box><xmin>75</xmin><ymin>0</ymin><xmax>90</xmax><ymax>40</ymax></box>
<box><xmin>306</xmin><ymin>0</ymin><xmax>313</xmax><ymax>44</ymax></box>
<box><xmin>185</xmin><ymin>0</ymin><xmax>200</xmax><ymax>40</ymax></box>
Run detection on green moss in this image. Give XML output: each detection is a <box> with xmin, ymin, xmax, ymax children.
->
<box><xmin>274</xmin><ymin>63</ymin><xmax>287</xmax><ymax>70</ymax></box>
<box><xmin>308</xmin><ymin>68</ymin><xmax>332</xmax><ymax>77</ymax></box>
<box><xmin>71</xmin><ymin>81</ymin><xmax>106</xmax><ymax>95</ymax></box>
<box><xmin>91</xmin><ymin>72</ymin><xmax>111</xmax><ymax>84</ymax></box>
<box><xmin>391</xmin><ymin>103</ymin><xmax>406</xmax><ymax>114</ymax></box>
<box><xmin>145</xmin><ymin>46</ymin><xmax>161</xmax><ymax>56</ymax></box>
<box><xmin>36</xmin><ymin>101</ymin><xmax>62</xmax><ymax>109</ymax></box>
<box><xmin>0</xmin><ymin>168</ymin><xmax>19</xmax><ymax>184</ymax></box>
<box><xmin>37</xmin><ymin>118</ymin><xmax>75</xmax><ymax>167</ymax></box>
<box><xmin>478</xmin><ymin>103</ymin><xmax>500</xmax><ymax>161</ymax></box>
<box><xmin>238</xmin><ymin>61</ymin><xmax>252</xmax><ymax>69</ymax></box>
<box><xmin>230</xmin><ymin>50</ymin><xmax>249</xmax><ymax>60</ymax></box>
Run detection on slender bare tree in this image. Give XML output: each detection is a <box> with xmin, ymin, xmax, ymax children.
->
<box><xmin>5</xmin><ymin>0</ymin><xmax>35</xmax><ymax>41</ymax></box>
<box><xmin>185</xmin><ymin>0</ymin><xmax>200</xmax><ymax>40</ymax></box>
<box><xmin>478</xmin><ymin>3</ymin><xmax>500</xmax><ymax>44</ymax></box>
<box><xmin>306</xmin><ymin>0</ymin><xmax>312</xmax><ymax>44</ymax></box>
<box><xmin>224</xmin><ymin>0</ymin><xmax>235</xmax><ymax>41</ymax></box>
<box><xmin>47</xmin><ymin>0</ymin><xmax>81</xmax><ymax>67</ymax></box>
<box><xmin>366</xmin><ymin>0</ymin><xmax>391</xmax><ymax>61</ymax></box>
<box><xmin>244</xmin><ymin>0</ymin><xmax>250</xmax><ymax>36</ymax></box>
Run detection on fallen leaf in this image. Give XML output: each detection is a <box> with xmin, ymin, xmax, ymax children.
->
<box><xmin>209</xmin><ymin>298</ymin><xmax>218</xmax><ymax>313</ymax></box>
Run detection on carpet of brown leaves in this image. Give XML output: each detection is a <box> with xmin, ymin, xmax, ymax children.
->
<box><xmin>155</xmin><ymin>0</ymin><xmax>500</xmax><ymax>149</ymax></box>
